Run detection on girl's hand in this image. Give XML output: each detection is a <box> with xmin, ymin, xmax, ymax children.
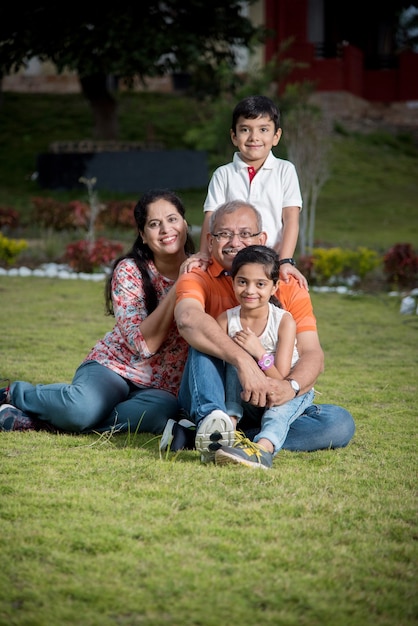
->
<box><xmin>233</xmin><ymin>328</ymin><xmax>264</xmax><ymax>360</ymax></box>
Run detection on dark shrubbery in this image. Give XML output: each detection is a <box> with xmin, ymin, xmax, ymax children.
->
<box><xmin>383</xmin><ymin>243</ymin><xmax>418</xmax><ymax>289</ymax></box>
<box><xmin>64</xmin><ymin>238</ymin><xmax>124</xmax><ymax>273</ymax></box>
<box><xmin>31</xmin><ymin>197</ymin><xmax>136</xmax><ymax>231</ymax></box>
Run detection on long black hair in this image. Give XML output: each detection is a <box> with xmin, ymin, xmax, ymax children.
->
<box><xmin>105</xmin><ymin>189</ymin><xmax>195</xmax><ymax>316</ymax></box>
<box><xmin>231</xmin><ymin>245</ymin><xmax>282</xmax><ymax>308</ymax></box>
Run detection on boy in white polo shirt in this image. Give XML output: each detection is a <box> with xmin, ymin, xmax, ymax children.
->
<box><xmin>198</xmin><ymin>95</ymin><xmax>307</xmax><ymax>288</ymax></box>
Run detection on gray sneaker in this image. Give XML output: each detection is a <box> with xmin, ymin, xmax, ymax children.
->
<box><xmin>195</xmin><ymin>410</ymin><xmax>235</xmax><ymax>463</ymax></box>
<box><xmin>215</xmin><ymin>433</ymin><xmax>273</xmax><ymax>470</ymax></box>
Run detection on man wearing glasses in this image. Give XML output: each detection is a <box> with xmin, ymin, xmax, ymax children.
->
<box><xmin>174</xmin><ymin>200</ymin><xmax>355</xmax><ymax>467</ymax></box>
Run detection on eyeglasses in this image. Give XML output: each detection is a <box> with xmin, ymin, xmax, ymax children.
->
<box><xmin>211</xmin><ymin>230</ymin><xmax>262</xmax><ymax>242</ymax></box>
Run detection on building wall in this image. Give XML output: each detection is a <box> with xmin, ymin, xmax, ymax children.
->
<box><xmin>263</xmin><ymin>0</ymin><xmax>418</xmax><ymax>103</ymax></box>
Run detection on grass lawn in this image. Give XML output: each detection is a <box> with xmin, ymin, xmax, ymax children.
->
<box><xmin>0</xmin><ymin>277</ymin><xmax>416</xmax><ymax>626</ymax></box>
<box><xmin>0</xmin><ymin>91</ymin><xmax>417</xmax><ymax>625</ymax></box>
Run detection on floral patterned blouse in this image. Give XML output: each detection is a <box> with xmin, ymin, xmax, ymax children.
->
<box><xmin>84</xmin><ymin>258</ymin><xmax>188</xmax><ymax>396</ymax></box>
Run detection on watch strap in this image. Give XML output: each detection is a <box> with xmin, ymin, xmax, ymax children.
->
<box><xmin>257</xmin><ymin>354</ymin><xmax>274</xmax><ymax>371</ymax></box>
<box><xmin>286</xmin><ymin>378</ymin><xmax>300</xmax><ymax>396</ymax></box>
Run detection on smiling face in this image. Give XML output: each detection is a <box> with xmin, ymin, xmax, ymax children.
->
<box><xmin>208</xmin><ymin>206</ymin><xmax>267</xmax><ymax>272</ymax></box>
<box><xmin>233</xmin><ymin>261</ymin><xmax>278</xmax><ymax>312</ymax></box>
<box><xmin>230</xmin><ymin>114</ymin><xmax>282</xmax><ymax>170</ymax></box>
<box><xmin>140</xmin><ymin>198</ymin><xmax>188</xmax><ymax>257</ymax></box>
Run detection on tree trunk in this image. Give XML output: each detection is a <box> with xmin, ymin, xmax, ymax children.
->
<box><xmin>79</xmin><ymin>74</ymin><xmax>119</xmax><ymax>140</ymax></box>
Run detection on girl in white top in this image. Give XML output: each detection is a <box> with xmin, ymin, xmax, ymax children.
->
<box><xmin>215</xmin><ymin>245</ymin><xmax>314</xmax><ymax>469</ymax></box>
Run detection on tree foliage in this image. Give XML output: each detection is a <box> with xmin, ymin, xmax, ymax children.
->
<box><xmin>396</xmin><ymin>5</ymin><xmax>418</xmax><ymax>52</ymax></box>
<box><xmin>0</xmin><ymin>2</ymin><xmax>266</xmax><ymax>79</ymax></box>
<box><xmin>0</xmin><ymin>1</ymin><xmax>267</xmax><ymax>138</ymax></box>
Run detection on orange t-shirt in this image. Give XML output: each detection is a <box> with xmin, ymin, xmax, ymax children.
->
<box><xmin>175</xmin><ymin>258</ymin><xmax>317</xmax><ymax>333</ymax></box>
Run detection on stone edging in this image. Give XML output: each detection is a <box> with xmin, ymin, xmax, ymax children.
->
<box><xmin>0</xmin><ymin>263</ymin><xmax>107</xmax><ymax>282</ymax></box>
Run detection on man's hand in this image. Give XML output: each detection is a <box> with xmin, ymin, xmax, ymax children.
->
<box><xmin>181</xmin><ymin>252</ymin><xmax>211</xmax><ymax>273</ymax></box>
<box><xmin>264</xmin><ymin>379</ymin><xmax>295</xmax><ymax>407</ymax></box>
<box><xmin>237</xmin><ymin>359</ymin><xmax>272</xmax><ymax>407</ymax></box>
<box><xmin>239</xmin><ymin>367</ymin><xmax>295</xmax><ymax>407</ymax></box>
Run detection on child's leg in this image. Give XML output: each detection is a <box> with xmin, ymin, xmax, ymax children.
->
<box><xmin>254</xmin><ymin>389</ymin><xmax>315</xmax><ymax>454</ymax></box>
<box><xmin>224</xmin><ymin>363</ymin><xmax>243</xmax><ymax>423</ymax></box>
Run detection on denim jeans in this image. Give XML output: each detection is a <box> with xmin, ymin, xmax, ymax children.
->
<box><xmin>224</xmin><ymin>361</ymin><xmax>315</xmax><ymax>454</ymax></box>
<box><xmin>178</xmin><ymin>348</ymin><xmax>355</xmax><ymax>451</ymax></box>
<box><xmin>10</xmin><ymin>360</ymin><xmax>179</xmax><ymax>434</ymax></box>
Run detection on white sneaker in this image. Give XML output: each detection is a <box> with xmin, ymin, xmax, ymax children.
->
<box><xmin>159</xmin><ymin>418</ymin><xmax>197</xmax><ymax>453</ymax></box>
<box><xmin>159</xmin><ymin>419</ymin><xmax>176</xmax><ymax>452</ymax></box>
<box><xmin>195</xmin><ymin>410</ymin><xmax>235</xmax><ymax>463</ymax></box>
<box><xmin>178</xmin><ymin>418</ymin><xmax>195</xmax><ymax>429</ymax></box>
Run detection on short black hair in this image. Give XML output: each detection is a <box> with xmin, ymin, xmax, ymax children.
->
<box><xmin>231</xmin><ymin>95</ymin><xmax>281</xmax><ymax>133</ymax></box>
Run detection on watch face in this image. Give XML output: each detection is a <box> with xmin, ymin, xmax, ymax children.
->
<box><xmin>258</xmin><ymin>354</ymin><xmax>274</xmax><ymax>370</ymax></box>
<box><xmin>263</xmin><ymin>355</ymin><xmax>274</xmax><ymax>368</ymax></box>
<box><xmin>290</xmin><ymin>379</ymin><xmax>300</xmax><ymax>392</ymax></box>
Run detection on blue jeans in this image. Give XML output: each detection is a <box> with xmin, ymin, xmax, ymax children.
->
<box><xmin>10</xmin><ymin>360</ymin><xmax>179</xmax><ymax>434</ymax></box>
<box><xmin>224</xmin><ymin>361</ymin><xmax>315</xmax><ymax>454</ymax></box>
<box><xmin>178</xmin><ymin>348</ymin><xmax>355</xmax><ymax>451</ymax></box>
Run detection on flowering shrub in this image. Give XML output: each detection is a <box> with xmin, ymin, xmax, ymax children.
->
<box><xmin>101</xmin><ymin>200</ymin><xmax>136</xmax><ymax>228</ymax></box>
<box><xmin>0</xmin><ymin>232</ymin><xmax>28</xmax><ymax>266</ymax></box>
<box><xmin>31</xmin><ymin>197</ymin><xmax>91</xmax><ymax>231</ymax></box>
<box><xmin>64</xmin><ymin>238</ymin><xmax>124</xmax><ymax>273</ymax></box>
<box><xmin>298</xmin><ymin>246</ymin><xmax>380</xmax><ymax>286</ymax></box>
<box><xmin>311</xmin><ymin>247</ymin><xmax>352</xmax><ymax>282</ymax></box>
<box><xmin>350</xmin><ymin>247</ymin><xmax>381</xmax><ymax>280</ymax></box>
<box><xmin>383</xmin><ymin>243</ymin><xmax>418</xmax><ymax>289</ymax></box>
<box><xmin>0</xmin><ymin>206</ymin><xmax>20</xmax><ymax>231</ymax></box>
<box><xmin>31</xmin><ymin>197</ymin><xmax>136</xmax><ymax>231</ymax></box>
<box><xmin>298</xmin><ymin>254</ymin><xmax>315</xmax><ymax>283</ymax></box>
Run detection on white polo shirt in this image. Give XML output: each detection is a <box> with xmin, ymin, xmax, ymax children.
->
<box><xmin>203</xmin><ymin>151</ymin><xmax>302</xmax><ymax>249</ymax></box>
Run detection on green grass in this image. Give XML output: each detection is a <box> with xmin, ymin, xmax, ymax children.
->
<box><xmin>0</xmin><ymin>92</ymin><xmax>417</xmax><ymax>624</ymax></box>
<box><xmin>316</xmin><ymin>135</ymin><xmax>418</xmax><ymax>250</ymax></box>
<box><xmin>0</xmin><ymin>92</ymin><xmax>417</xmax><ymax>252</ymax></box>
<box><xmin>0</xmin><ymin>277</ymin><xmax>417</xmax><ymax>626</ymax></box>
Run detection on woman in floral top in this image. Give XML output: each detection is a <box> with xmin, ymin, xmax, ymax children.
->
<box><xmin>1</xmin><ymin>189</ymin><xmax>194</xmax><ymax>435</ymax></box>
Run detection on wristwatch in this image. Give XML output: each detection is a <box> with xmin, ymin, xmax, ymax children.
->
<box><xmin>257</xmin><ymin>354</ymin><xmax>275</xmax><ymax>371</ymax></box>
<box><xmin>286</xmin><ymin>378</ymin><xmax>300</xmax><ymax>396</ymax></box>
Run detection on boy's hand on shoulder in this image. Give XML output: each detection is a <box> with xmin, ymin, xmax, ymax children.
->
<box><xmin>280</xmin><ymin>265</ymin><xmax>309</xmax><ymax>290</ymax></box>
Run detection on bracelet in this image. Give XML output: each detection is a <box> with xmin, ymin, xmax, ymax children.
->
<box><xmin>279</xmin><ymin>258</ymin><xmax>296</xmax><ymax>267</ymax></box>
<box><xmin>257</xmin><ymin>354</ymin><xmax>275</xmax><ymax>371</ymax></box>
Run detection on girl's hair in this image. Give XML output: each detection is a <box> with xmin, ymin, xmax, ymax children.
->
<box><xmin>231</xmin><ymin>95</ymin><xmax>281</xmax><ymax>133</ymax></box>
<box><xmin>105</xmin><ymin>188</ymin><xmax>195</xmax><ymax>316</ymax></box>
<box><xmin>231</xmin><ymin>245</ymin><xmax>282</xmax><ymax>308</ymax></box>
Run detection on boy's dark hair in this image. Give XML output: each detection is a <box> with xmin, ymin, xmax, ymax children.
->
<box><xmin>231</xmin><ymin>245</ymin><xmax>282</xmax><ymax>308</ymax></box>
<box><xmin>231</xmin><ymin>95</ymin><xmax>281</xmax><ymax>133</ymax></box>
